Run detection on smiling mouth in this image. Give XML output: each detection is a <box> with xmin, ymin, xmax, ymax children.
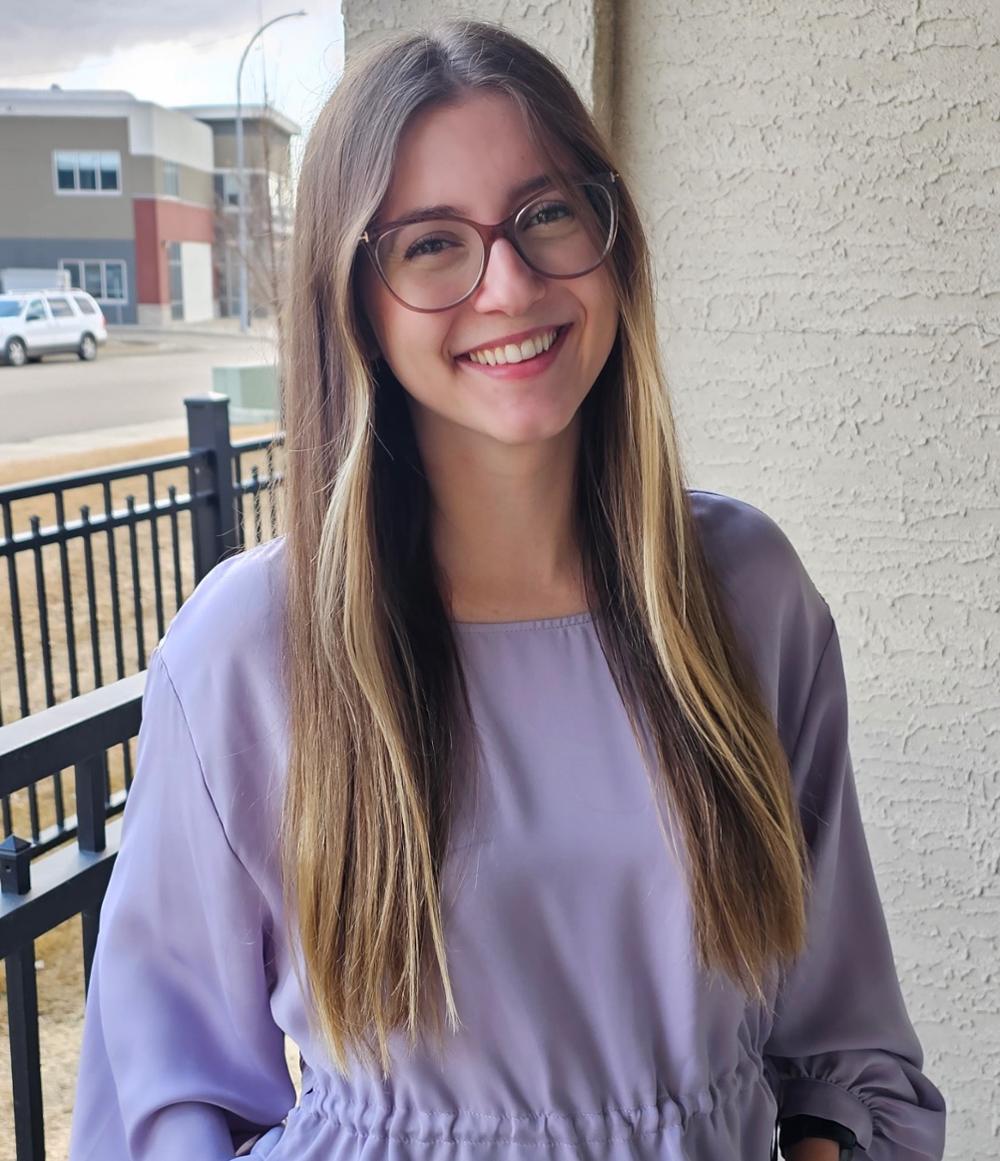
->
<box><xmin>457</xmin><ymin>325</ymin><xmax>568</xmax><ymax>366</ymax></box>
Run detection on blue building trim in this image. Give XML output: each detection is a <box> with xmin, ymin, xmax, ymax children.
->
<box><xmin>0</xmin><ymin>238</ymin><xmax>137</xmax><ymax>324</ymax></box>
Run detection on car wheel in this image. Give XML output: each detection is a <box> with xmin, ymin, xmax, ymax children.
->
<box><xmin>5</xmin><ymin>338</ymin><xmax>27</xmax><ymax>367</ymax></box>
<box><xmin>78</xmin><ymin>333</ymin><xmax>98</xmax><ymax>361</ymax></box>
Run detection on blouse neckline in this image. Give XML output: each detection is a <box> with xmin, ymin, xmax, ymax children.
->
<box><xmin>450</xmin><ymin>611</ymin><xmax>594</xmax><ymax>632</ymax></box>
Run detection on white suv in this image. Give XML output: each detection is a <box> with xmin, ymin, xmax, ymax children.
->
<box><xmin>0</xmin><ymin>290</ymin><xmax>108</xmax><ymax>367</ymax></box>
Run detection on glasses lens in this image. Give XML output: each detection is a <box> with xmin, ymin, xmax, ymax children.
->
<box><xmin>375</xmin><ymin>220</ymin><xmax>484</xmax><ymax>311</ymax></box>
<box><xmin>514</xmin><ymin>181</ymin><xmax>616</xmax><ymax>278</ymax></box>
<box><xmin>372</xmin><ymin>178</ymin><xmax>617</xmax><ymax>310</ymax></box>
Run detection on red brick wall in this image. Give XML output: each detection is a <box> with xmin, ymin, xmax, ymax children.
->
<box><xmin>133</xmin><ymin>198</ymin><xmax>214</xmax><ymax>305</ymax></box>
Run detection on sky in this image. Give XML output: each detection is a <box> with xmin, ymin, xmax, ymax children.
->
<box><xmin>1</xmin><ymin>1</ymin><xmax>345</xmax><ymax>164</ymax></box>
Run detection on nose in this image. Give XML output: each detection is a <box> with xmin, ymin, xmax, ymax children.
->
<box><xmin>471</xmin><ymin>237</ymin><xmax>546</xmax><ymax>316</ymax></box>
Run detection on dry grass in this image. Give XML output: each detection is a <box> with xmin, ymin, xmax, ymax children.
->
<box><xmin>0</xmin><ymin>425</ymin><xmax>301</xmax><ymax>1161</ymax></box>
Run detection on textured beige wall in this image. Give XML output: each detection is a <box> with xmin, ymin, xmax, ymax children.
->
<box><xmin>343</xmin><ymin>0</ymin><xmax>614</xmax><ymax>131</ymax></box>
<box><xmin>615</xmin><ymin>6</ymin><xmax>996</xmax><ymax>1156</ymax></box>
<box><xmin>342</xmin><ymin>3</ymin><xmax>997</xmax><ymax>1156</ymax></box>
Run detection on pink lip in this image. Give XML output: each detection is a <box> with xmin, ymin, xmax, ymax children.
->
<box><xmin>456</xmin><ymin>324</ymin><xmax>571</xmax><ymax>380</ymax></box>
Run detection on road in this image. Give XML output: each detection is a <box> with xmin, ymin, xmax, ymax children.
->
<box><xmin>0</xmin><ymin>331</ymin><xmax>278</xmax><ymax>451</ymax></box>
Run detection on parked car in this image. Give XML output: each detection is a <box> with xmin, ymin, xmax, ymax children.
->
<box><xmin>0</xmin><ymin>289</ymin><xmax>108</xmax><ymax>367</ymax></box>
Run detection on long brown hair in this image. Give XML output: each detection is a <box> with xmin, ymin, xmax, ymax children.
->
<box><xmin>274</xmin><ymin>18</ymin><xmax>810</xmax><ymax>1079</ymax></box>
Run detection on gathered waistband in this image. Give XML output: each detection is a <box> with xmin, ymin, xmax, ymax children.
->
<box><xmin>292</xmin><ymin>1051</ymin><xmax>772</xmax><ymax>1150</ymax></box>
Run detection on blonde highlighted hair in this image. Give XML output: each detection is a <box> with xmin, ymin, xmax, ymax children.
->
<box><xmin>273</xmin><ymin>19</ymin><xmax>810</xmax><ymax>1078</ymax></box>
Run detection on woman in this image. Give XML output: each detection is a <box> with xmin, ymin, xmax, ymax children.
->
<box><xmin>69</xmin><ymin>19</ymin><xmax>946</xmax><ymax>1161</ymax></box>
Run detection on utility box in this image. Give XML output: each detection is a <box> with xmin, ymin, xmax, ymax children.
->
<box><xmin>0</xmin><ymin>267</ymin><xmax>71</xmax><ymax>293</ymax></box>
<box><xmin>212</xmin><ymin>363</ymin><xmax>279</xmax><ymax>424</ymax></box>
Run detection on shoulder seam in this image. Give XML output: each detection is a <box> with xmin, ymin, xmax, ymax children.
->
<box><xmin>785</xmin><ymin>611</ymin><xmax>838</xmax><ymax>769</ymax></box>
<box><xmin>152</xmin><ymin>648</ymin><xmax>247</xmax><ymax>870</ymax></box>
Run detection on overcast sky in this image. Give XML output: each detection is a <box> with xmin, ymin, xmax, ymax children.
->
<box><xmin>1</xmin><ymin>1</ymin><xmax>345</xmax><ymax>146</ymax></box>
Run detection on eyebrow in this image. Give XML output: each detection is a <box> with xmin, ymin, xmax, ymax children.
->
<box><xmin>379</xmin><ymin>173</ymin><xmax>554</xmax><ymax>229</ymax></box>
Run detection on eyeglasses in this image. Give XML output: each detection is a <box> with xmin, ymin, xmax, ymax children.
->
<box><xmin>359</xmin><ymin>170</ymin><xmax>620</xmax><ymax>313</ymax></box>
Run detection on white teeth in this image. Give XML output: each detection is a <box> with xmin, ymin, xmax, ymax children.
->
<box><xmin>466</xmin><ymin>328</ymin><xmax>558</xmax><ymax>366</ymax></box>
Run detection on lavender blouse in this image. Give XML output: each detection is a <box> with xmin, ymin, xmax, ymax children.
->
<box><xmin>68</xmin><ymin>489</ymin><xmax>947</xmax><ymax>1160</ymax></box>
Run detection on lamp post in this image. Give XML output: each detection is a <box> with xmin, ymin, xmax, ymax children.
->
<box><xmin>236</xmin><ymin>9</ymin><xmax>306</xmax><ymax>333</ymax></box>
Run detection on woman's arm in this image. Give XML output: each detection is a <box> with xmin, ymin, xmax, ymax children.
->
<box><xmin>762</xmin><ymin>614</ymin><xmax>946</xmax><ymax>1159</ymax></box>
<box><xmin>69</xmin><ymin>646</ymin><xmax>295</xmax><ymax>1159</ymax></box>
<box><xmin>786</xmin><ymin>1141</ymin><xmax>841</xmax><ymax>1161</ymax></box>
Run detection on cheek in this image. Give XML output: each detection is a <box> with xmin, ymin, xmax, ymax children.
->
<box><xmin>583</xmin><ymin>273</ymin><xmax>620</xmax><ymax>351</ymax></box>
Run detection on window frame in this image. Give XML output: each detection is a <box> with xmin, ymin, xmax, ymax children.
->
<box><xmin>52</xmin><ymin>150</ymin><xmax>122</xmax><ymax>196</ymax></box>
<box><xmin>58</xmin><ymin>259</ymin><xmax>129</xmax><ymax>304</ymax></box>
<box><xmin>163</xmin><ymin>160</ymin><xmax>180</xmax><ymax>198</ymax></box>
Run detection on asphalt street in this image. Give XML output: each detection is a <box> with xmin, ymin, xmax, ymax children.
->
<box><xmin>0</xmin><ymin>329</ymin><xmax>278</xmax><ymax>460</ymax></box>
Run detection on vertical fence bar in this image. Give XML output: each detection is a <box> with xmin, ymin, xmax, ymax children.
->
<box><xmin>6</xmin><ymin>943</ymin><xmax>45</xmax><ymax>1161</ymax></box>
<box><xmin>126</xmin><ymin>495</ymin><xmax>145</xmax><ymax>669</ymax></box>
<box><xmin>185</xmin><ymin>394</ymin><xmax>239</xmax><ymax>582</ymax></box>
<box><xmin>53</xmin><ymin>492</ymin><xmax>80</xmax><ymax>698</ymax></box>
<box><xmin>80</xmin><ymin>504</ymin><xmax>103</xmax><ymax>689</ymax></box>
<box><xmin>147</xmin><ymin>471</ymin><xmax>166</xmax><ymax>642</ymax></box>
<box><xmin>29</xmin><ymin>515</ymin><xmax>55</xmax><ymax>709</ymax></box>
<box><xmin>75</xmin><ymin>754</ymin><xmax>107</xmax><ymax>855</ymax></box>
<box><xmin>2</xmin><ymin>498</ymin><xmax>31</xmax><ymax>721</ymax></box>
<box><xmin>167</xmin><ymin>485</ymin><xmax>183</xmax><ymax>608</ymax></box>
<box><xmin>101</xmin><ymin>482</ymin><xmax>125</xmax><ymax>682</ymax></box>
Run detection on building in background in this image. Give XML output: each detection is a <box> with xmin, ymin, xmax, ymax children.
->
<box><xmin>0</xmin><ymin>89</ymin><xmax>299</xmax><ymax>326</ymax></box>
<box><xmin>0</xmin><ymin>87</ymin><xmax>217</xmax><ymax>325</ymax></box>
<box><xmin>177</xmin><ymin>105</ymin><xmax>299</xmax><ymax>322</ymax></box>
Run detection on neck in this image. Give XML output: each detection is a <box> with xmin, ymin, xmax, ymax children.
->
<box><xmin>412</xmin><ymin>408</ymin><xmax>588</xmax><ymax>621</ymax></box>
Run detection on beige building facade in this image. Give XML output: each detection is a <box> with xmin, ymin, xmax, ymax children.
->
<box><xmin>0</xmin><ymin>89</ymin><xmax>216</xmax><ymax>324</ymax></box>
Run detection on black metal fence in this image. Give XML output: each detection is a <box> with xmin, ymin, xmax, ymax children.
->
<box><xmin>0</xmin><ymin>395</ymin><xmax>285</xmax><ymax>1159</ymax></box>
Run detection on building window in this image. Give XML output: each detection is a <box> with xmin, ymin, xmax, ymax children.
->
<box><xmin>214</xmin><ymin>170</ymin><xmax>245</xmax><ymax>210</ymax></box>
<box><xmin>163</xmin><ymin>160</ymin><xmax>180</xmax><ymax>198</ymax></box>
<box><xmin>53</xmin><ymin>150</ymin><xmax>121</xmax><ymax>194</ymax></box>
<box><xmin>59</xmin><ymin>259</ymin><xmax>128</xmax><ymax>303</ymax></box>
<box><xmin>166</xmin><ymin>242</ymin><xmax>183</xmax><ymax>320</ymax></box>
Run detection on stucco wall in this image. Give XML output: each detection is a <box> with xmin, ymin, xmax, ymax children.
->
<box><xmin>343</xmin><ymin>1</ymin><xmax>614</xmax><ymax>129</ymax></box>
<box><xmin>613</xmin><ymin>7</ymin><xmax>996</xmax><ymax>1155</ymax></box>
<box><xmin>341</xmin><ymin>3</ymin><xmax>997</xmax><ymax>1156</ymax></box>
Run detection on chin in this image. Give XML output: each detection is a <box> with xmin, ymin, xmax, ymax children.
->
<box><xmin>477</xmin><ymin>403</ymin><xmax>584</xmax><ymax>449</ymax></box>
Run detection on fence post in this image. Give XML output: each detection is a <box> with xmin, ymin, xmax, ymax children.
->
<box><xmin>0</xmin><ymin>833</ymin><xmax>32</xmax><ymax>895</ymax></box>
<box><xmin>185</xmin><ymin>394</ymin><xmax>240</xmax><ymax>582</ymax></box>
<box><xmin>75</xmin><ymin>755</ymin><xmax>107</xmax><ymax>854</ymax></box>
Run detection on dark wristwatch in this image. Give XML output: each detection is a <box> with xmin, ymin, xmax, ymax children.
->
<box><xmin>779</xmin><ymin>1114</ymin><xmax>857</xmax><ymax>1160</ymax></box>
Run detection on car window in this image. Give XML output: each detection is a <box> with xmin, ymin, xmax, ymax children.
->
<box><xmin>47</xmin><ymin>296</ymin><xmax>74</xmax><ymax>318</ymax></box>
<box><xmin>25</xmin><ymin>299</ymin><xmax>47</xmax><ymax>320</ymax></box>
<box><xmin>73</xmin><ymin>294</ymin><xmax>98</xmax><ymax>315</ymax></box>
<box><xmin>0</xmin><ymin>300</ymin><xmax>24</xmax><ymax>317</ymax></box>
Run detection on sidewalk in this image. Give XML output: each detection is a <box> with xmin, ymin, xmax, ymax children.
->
<box><xmin>108</xmin><ymin>316</ymin><xmax>278</xmax><ymax>346</ymax></box>
<box><xmin>0</xmin><ymin>418</ymin><xmax>191</xmax><ymax>466</ymax></box>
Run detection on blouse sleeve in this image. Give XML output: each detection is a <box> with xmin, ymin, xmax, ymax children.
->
<box><xmin>68</xmin><ymin>645</ymin><xmax>296</xmax><ymax>1160</ymax></box>
<box><xmin>762</xmin><ymin>613</ymin><xmax>947</xmax><ymax>1160</ymax></box>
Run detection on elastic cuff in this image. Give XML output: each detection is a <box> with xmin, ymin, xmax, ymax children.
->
<box><xmin>781</xmin><ymin>1113</ymin><xmax>857</xmax><ymax>1154</ymax></box>
<box><xmin>780</xmin><ymin>1077</ymin><xmax>873</xmax><ymax>1152</ymax></box>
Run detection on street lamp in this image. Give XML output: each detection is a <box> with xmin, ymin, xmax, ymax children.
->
<box><xmin>236</xmin><ymin>9</ymin><xmax>306</xmax><ymax>333</ymax></box>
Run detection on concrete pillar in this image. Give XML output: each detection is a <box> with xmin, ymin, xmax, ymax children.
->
<box><xmin>341</xmin><ymin>1</ymin><xmax>615</xmax><ymax>136</ymax></box>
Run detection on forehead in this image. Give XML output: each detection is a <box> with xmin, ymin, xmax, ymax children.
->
<box><xmin>378</xmin><ymin>91</ymin><xmax>558</xmax><ymax>223</ymax></box>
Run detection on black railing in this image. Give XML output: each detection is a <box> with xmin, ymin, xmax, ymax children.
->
<box><xmin>1</xmin><ymin>673</ymin><xmax>143</xmax><ymax>1161</ymax></box>
<box><xmin>1</xmin><ymin>396</ymin><xmax>285</xmax><ymax>1159</ymax></box>
<box><xmin>0</xmin><ymin>394</ymin><xmax>284</xmax><ymax>859</ymax></box>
